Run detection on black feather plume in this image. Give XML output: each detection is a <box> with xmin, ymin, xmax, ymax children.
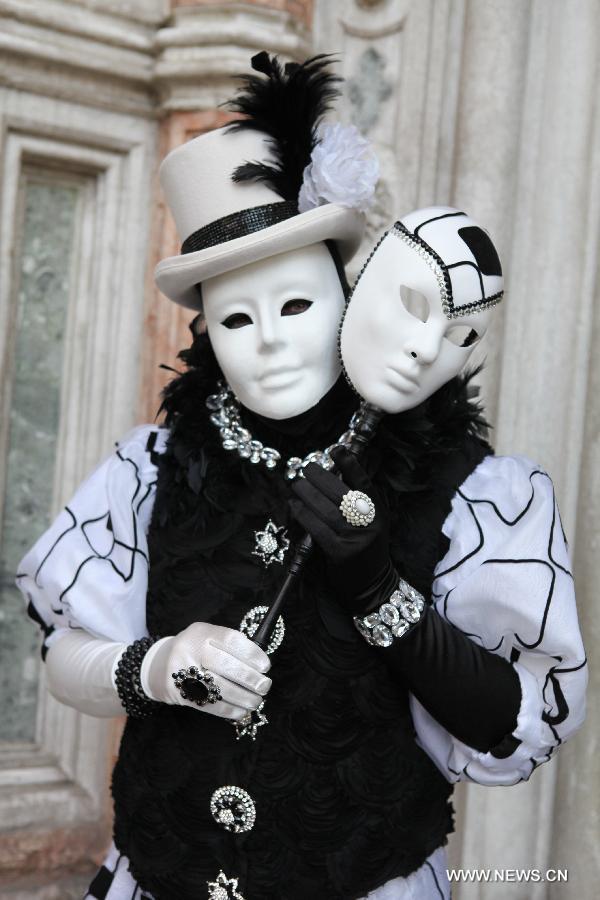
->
<box><xmin>225</xmin><ymin>52</ymin><xmax>341</xmax><ymax>202</ymax></box>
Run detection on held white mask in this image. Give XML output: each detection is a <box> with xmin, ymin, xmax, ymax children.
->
<box><xmin>202</xmin><ymin>242</ymin><xmax>346</xmax><ymax>419</ymax></box>
<box><xmin>340</xmin><ymin>207</ymin><xmax>503</xmax><ymax>414</ymax></box>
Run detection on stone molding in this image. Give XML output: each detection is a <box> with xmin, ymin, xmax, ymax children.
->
<box><xmin>155</xmin><ymin>4</ymin><xmax>311</xmax><ymax>111</ymax></box>
<box><xmin>0</xmin><ymin>0</ymin><xmax>157</xmax><ymax>116</ymax></box>
<box><xmin>174</xmin><ymin>0</ymin><xmax>313</xmax><ymax>26</ymax></box>
<box><xmin>0</xmin><ymin>0</ymin><xmax>311</xmax><ymax>117</ymax></box>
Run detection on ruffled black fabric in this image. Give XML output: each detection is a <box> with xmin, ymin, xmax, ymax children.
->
<box><xmin>111</xmin><ymin>331</ymin><xmax>493</xmax><ymax>899</ymax></box>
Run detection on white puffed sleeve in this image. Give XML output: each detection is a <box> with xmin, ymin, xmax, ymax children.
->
<box><xmin>15</xmin><ymin>424</ymin><xmax>168</xmax><ymax>658</ymax></box>
<box><xmin>409</xmin><ymin>454</ymin><xmax>588</xmax><ymax>786</ymax></box>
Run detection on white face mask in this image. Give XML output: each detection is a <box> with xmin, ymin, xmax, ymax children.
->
<box><xmin>202</xmin><ymin>242</ymin><xmax>346</xmax><ymax>419</ymax></box>
<box><xmin>340</xmin><ymin>224</ymin><xmax>497</xmax><ymax>414</ymax></box>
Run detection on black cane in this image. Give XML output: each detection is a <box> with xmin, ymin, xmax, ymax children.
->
<box><xmin>252</xmin><ymin>402</ymin><xmax>384</xmax><ymax>650</ymax></box>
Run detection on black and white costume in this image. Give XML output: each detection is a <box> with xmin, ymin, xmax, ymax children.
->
<box><xmin>16</xmin><ymin>340</ymin><xmax>588</xmax><ymax>898</ymax></box>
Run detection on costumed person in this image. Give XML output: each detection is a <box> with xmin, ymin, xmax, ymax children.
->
<box><xmin>15</xmin><ymin>54</ymin><xmax>587</xmax><ymax>900</ymax></box>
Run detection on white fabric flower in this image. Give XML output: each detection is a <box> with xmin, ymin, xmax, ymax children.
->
<box><xmin>298</xmin><ymin>123</ymin><xmax>380</xmax><ymax>214</ymax></box>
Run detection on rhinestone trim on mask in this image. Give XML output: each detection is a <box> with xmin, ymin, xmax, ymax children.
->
<box><xmin>206</xmin><ymin>381</ymin><xmax>367</xmax><ymax>480</ymax></box>
<box><xmin>392</xmin><ymin>221</ymin><xmax>503</xmax><ymax>319</ymax></box>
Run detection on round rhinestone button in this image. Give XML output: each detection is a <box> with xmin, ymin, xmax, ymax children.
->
<box><xmin>210</xmin><ymin>785</ymin><xmax>256</xmax><ymax>833</ymax></box>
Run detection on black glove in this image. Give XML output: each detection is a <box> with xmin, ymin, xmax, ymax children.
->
<box><xmin>288</xmin><ymin>446</ymin><xmax>398</xmax><ymax>614</ymax></box>
<box><xmin>381</xmin><ymin>604</ymin><xmax>523</xmax><ymax>754</ymax></box>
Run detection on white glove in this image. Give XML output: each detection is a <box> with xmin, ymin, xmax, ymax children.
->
<box><xmin>141</xmin><ymin>622</ymin><xmax>272</xmax><ymax>721</ymax></box>
<box><xmin>45</xmin><ymin>623</ymin><xmax>272</xmax><ymax>722</ymax></box>
<box><xmin>45</xmin><ymin>629</ymin><xmax>127</xmax><ymax>718</ymax></box>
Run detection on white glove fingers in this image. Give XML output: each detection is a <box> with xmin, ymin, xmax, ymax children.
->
<box><xmin>211</xmin><ymin>674</ymin><xmax>263</xmax><ymax>713</ymax></box>
<box><xmin>210</xmin><ymin>631</ymin><xmax>271</xmax><ymax>675</ymax></box>
<box><xmin>202</xmin><ymin>644</ymin><xmax>272</xmax><ymax>696</ymax></box>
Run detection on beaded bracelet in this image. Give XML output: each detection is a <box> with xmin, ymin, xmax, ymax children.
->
<box><xmin>353</xmin><ymin>578</ymin><xmax>426</xmax><ymax>648</ymax></box>
<box><xmin>114</xmin><ymin>637</ymin><xmax>160</xmax><ymax>718</ymax></box>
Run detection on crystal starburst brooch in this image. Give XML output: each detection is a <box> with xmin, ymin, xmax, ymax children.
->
<box><xmin>233</xmin><ymin>700</ymin><xmax>268</xmax><ymax>741</ymax></box>
<box><xmin>207</xmin><ymin>870</ymin><xmax>245</xmax><ymax>900</ymax></box>
<box><xmin>252</xmin><ymin>519</ymin><xmax>290</xmax><ymax>567</ymax></box>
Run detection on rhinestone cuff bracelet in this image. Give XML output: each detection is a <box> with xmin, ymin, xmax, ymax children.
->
<box><xmin>353</xmin><ymin>578</ymin><xmax>426</xmax><ymax>648</ymax></box>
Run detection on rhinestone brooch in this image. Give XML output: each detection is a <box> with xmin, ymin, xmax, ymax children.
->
<box><xmin>207</xmin><ymin>870</ymin><xmax>245</xmax><ymax>900</ymax></box>
<box><xmin>171</xmin><ymin>666</ymin><xmax>222</xmax><ymax>706</ymax></box>
<box><xmin>339</xmin><ymin>489</ymin><xmax>376</xmax><ymax>527</ymax></box>
<box><xmin>253</xmin><ymin>520</ymin><xmax>290</xmax><ymax>567</ymax></box>
<box><xmin>233</xmin><ymin>700</ymin><xmax>268</xmax><ymax>741</ymax></box>
<box><xmin>239</xmin><ymin>605</ymin><xmax>285</xmax><ymax>655</ymax></box>
<box><xmin>354</xmin><ymin>578</ymin><xmax>426</xmax><ymax>648</ymax></box>
<box><xmin>210</xmin><ymin>785</ymin><xmax>256</xmax><ymax>833</ymax></box>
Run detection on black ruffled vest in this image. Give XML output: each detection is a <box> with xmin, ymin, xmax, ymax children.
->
<box><xmin>111</xmin><ymin>341</ymin><xmax>492</xmax><ymax>900</ymax></box>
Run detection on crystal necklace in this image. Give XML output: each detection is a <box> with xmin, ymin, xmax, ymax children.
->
<box><xmin>206</xmin><ymin>380</ymin><xmax>366</xmax><ymax>480</ymax></box>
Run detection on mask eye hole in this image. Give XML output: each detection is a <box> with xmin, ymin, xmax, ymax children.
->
<box><xmin>444</xmin><ymin>325</ymin><xmax>480</xmax><ymax>347</ymax></box>
<box><xmin>281</xmin><ymin>299</ymin><xmax>313</xmax><ymax>316</ymax></box>
<box><xmin>399</xmin><ymin>285</ymin><xmax>429</xmax><ymax>322</ymax></box>
<box><xmin>221</xmin><ymin>312</ymin><xmax>253</xmax><ymax>329</ymax></box>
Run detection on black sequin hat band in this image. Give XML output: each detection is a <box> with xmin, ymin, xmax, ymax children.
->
<box><xmin>181</xmin><ymin>201</ymin><xmax>299</xmax><ymax>255</ymax></box>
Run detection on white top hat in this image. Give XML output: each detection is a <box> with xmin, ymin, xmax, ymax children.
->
<box><xmin>154</xmin><ymin>126</ymin><xmax>365</xmax><ymax>310</ymax></box>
